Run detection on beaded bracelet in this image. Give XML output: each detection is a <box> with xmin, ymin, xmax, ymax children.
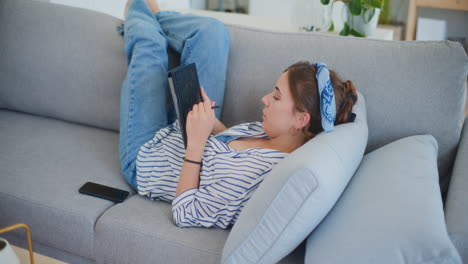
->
<box><xmin>183</xmin><ymin>157</ymin><xmax>203</xmax><ymax>166</ymax></box>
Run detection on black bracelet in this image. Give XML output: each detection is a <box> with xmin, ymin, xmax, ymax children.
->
<box><xmin>183</xmin><ymin>157</ymin><xmax>203</xmax><ymax>166</ymax></box>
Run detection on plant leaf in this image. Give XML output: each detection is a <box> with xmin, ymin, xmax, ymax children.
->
<box><xmin>348</xmin><ymin>0</ymin><xmax>362</xmax><ymax>16</ymax></box>
<box><xmin>328</xmin><ymin>22</ymin><xmax>334</xmax><ymax>32</ymax></box>
<box><xmin>320</xmin><ymin>0</ymin><xmax>330</xmax><ymax>5</ymax></box>
<box><xmin>339</xmin><ymin>22</ymin><xmax>350</xmax><ymax>36</ymax></box>
<box><xmin>362</xmin><ymin>0</ymin><xmax>384</xmax><ymax>9</ymax></box>
<box><xmin>350</xmin><ymin>28</ymin><xmax>366</xmax><ymax>37</ymax></box>
<box><xmin>378</xmin><ymin>0</ymin><xmax>392</xmax><ymax>24</ymax></box>
<box><xmin>363</xmin><ymin>8</ymin><xmax>376</xmax><ymax>23</ymax></box>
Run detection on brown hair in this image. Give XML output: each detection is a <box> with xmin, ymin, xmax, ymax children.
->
<box><xmin>285</xmin><ymin>61</ymin><xmax>358</xmax><ymax>140</ymax></box>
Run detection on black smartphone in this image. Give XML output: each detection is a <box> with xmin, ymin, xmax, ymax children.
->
<box><xmin>79</xmin><ymin>182</ymin><xmax>129</xmax><ymax>203</ymax></box>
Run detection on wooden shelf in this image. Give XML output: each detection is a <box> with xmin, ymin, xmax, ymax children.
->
<box><xmin>405</xmin><ymin>0</ymin><xmax>468</xmax><ymax>40</ymax></box>
<box><xmin>415</xmin><ymin>0</ymin><xmax>468</xmax><ymax>11</ymax></box>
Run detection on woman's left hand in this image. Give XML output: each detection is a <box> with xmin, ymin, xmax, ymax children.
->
<box><xmin>186</xmin><ymin>86</ymin><xmax>216</xmax><ymax>152</ymax></box>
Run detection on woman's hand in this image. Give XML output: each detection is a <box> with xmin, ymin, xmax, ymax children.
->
<box><xmin>186</xmin><ymin>86</ymin><xmax>216</xmax><ymax>153</ymax></box>
<box><xmin>212</xmin><ymin>118</ymin><xmax>228</xmax><ymax>135</ymax></box>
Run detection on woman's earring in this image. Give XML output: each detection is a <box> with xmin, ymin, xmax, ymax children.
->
<box><xmin>290</xmin><ymin>126</ymin><xmax>301</xmax><ymax>136</ymax></box>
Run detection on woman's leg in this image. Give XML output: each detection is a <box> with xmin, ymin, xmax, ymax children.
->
<box><xmin>155</xmin><ymin>10</ymin><xmax>230</xmax><ymax>121</ymax></box>
<box><xmin>119</xmin><ymin>0</ymin><xmax>169</xmax><ymax>190</ymax></box>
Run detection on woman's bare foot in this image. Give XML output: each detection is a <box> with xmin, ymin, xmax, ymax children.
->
<box><xmin>124</xmin><ymin>0</ymin><xmax>160</xmax><ymax>18</ymax></box>
<box><xmin>124</xmin><ymin>0</ymin><xmax>130</xmax><ymax>18</ymax></box>
<box><xmin>146</xmin><ymin>0</ymin><xmax>161</xmax><ymax>14</ymax></box>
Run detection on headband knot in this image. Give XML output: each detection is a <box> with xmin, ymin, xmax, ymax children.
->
<box><xmin>313</xmin><ymin>62</ymin><xmax>336</xmax><ymax>132</ymax></box>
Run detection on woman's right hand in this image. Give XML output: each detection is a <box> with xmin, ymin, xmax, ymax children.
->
<box><xmin>186</xmin><ymin>87</ymin><xmax>216</xmax><ymax>153</ymax></box>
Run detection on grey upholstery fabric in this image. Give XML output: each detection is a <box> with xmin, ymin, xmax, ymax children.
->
<box><xmin>3</xmin><ymin>234</ymin><xmax>297</xmax><ymax>264</ymax></box>
<box><xmin>0</xmin><ymin>0</ymin><xmax>126</xmax><ymax>131</ymax></box>
<box><xmin>0</xmin><ymin>110</ymin><xmax>136</xmax><ymax>260</ymax></box>
<box><xmin>1</xmin><ymin>0</ymin><xmax>468</xmax><ymax>263</ymax></box>
<box><xmin>0</xmin><ymin>109</ymin><xmax>306</xmax><ymax>264</ymax></box>
<box><xmin>305</xmin><ymin>135</ymin><xmax>462</xmax><ymax>263</ymax></box>
<box><xmin>94</xmin><ymin>195</ymin><xmax>305</xmax><ymax>264</ymax></box>
<box><xmin>446</xmin><ymin>115</ymin><xmax>468</xmax><ymax>263</ymax></box>
<box><xmin>94</xmin><ymin>195</ymin><xmax>229</xmax><ymax>264</ymax></box>
<box><xmin>1</xmin><ymin>0</ymin><xmax>467</xmax><ymax>199</ymax></box>
<box><xmin>219</xmin><ymin>24</ymin><xmax>468</xmax><ymax>201</ymax></box>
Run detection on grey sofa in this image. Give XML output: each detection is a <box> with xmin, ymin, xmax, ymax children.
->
<box><xmin>1</xmin><ymin>0</ymin><xmax>467</xmax><ymax>263</ymax></box>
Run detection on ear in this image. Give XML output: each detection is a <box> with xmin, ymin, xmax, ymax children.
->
<box><xmin>294</xmin><ymin>111</ymin><xmax>310</xmax><ymax>130</ymax></box>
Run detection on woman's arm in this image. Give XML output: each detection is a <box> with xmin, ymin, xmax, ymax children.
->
<box><xmin>175</xmin><ymin>86</ymin><xmax>215</xmax><ymax>197</ymax></box>
<box><xmin>175</xmin><ymin>145</ymin><xmax>203</xmax><ymax>196</ymax></box>
<box><xmin>212</xmin><ymin>118</ymin><xmax>228</xmax><ymax>135</ymax></box>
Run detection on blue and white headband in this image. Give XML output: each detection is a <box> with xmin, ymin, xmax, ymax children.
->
<box><xmin>313</xmin><ymin>62</ymin><xmax>336</xmax><ymax>132</ymax></box>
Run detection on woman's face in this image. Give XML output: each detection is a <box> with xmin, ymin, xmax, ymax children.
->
<box><xmin>261</xmin><ymin>71</ymin><xmax>299</xmax><ymax>138</ymax></box>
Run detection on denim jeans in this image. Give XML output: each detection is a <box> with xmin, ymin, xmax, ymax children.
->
<box><xmin>119</xmin><ymin>0</ymin><xmax>230</xmax><ymax>191</ymax></box>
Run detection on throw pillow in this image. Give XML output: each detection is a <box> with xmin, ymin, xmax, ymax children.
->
<box><xmin>222</xmin><ymin>92</ymin><xmax>368</xmax><ymax>264</ymax></box>
<box><xmin>304</xmin><ymin>135</ymin><xmax>462</xmax><ymax>263</ymax></box>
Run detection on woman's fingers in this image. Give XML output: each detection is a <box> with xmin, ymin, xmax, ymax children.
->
<box><xmin>200</xmin><ymin>86</ymin><xmax>212</xmax><ymax>113</ymax></box>
<box><xmin>193</xmin><ymin>87</ymin><xmax>215</xmax><ymax>113</ymax></box>
<box><xmin>200</xmin><ymin>86</ymin><xmax>212</xmax><ymax>112</ymax></box>
<box><xmin>192</xmin><ymin>103</ymin><xmax>198</xmax><ymax>115</ymax></box>
<box><xmin>186</xmin><ymin>87</ymin><xmax>216</xmax><ymax>149</ymax></box>
<box><xmin>193</xmin><ymin>101</ymin><xmax>207</xmax><ymax>115</ymax></box>
<box><xmin>200</xmin><ymin>86</ymin><xmax>209</xmax><ymax>101</ymax></box>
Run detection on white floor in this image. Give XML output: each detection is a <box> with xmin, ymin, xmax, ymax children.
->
<box><xmin>12</xmin><ymin>245</ymin><xmax>67</xmax><ymax>264</ymax></box>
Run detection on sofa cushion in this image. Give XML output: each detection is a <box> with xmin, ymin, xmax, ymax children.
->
<box><xmin>221</xmin><ymin>92</ymin><xmax>368</xmax><ymax>264</ymax></box>
<box><xmin>304</xmin><ymin>135</ymin><xmax>462</xmax><ymax>263</ymax></box>
<box><xmin>94</xmin><ymin>192</ymin><xmax>307</xmax><ymax>264</ymax></box>
<box><xmin>0</xmin><ymin>0</ymin><xmax>126</xmax><ymax>131</ymax></box>
<box><xmin>0</xmin><ymin>110</ymin><xmax>136</xmax><ymax>260</ymax></box>
<box><xmin>94</xmin><ymin>195</ymin><xmax>230</xmax><ymax>264</ymax></box>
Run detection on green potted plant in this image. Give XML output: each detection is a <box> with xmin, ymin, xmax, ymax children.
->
<box><xmin>321</xmin><ymin>0</ymin><xmax>385</xmax><ymax>37</ymax></box>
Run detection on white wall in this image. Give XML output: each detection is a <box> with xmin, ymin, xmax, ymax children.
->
<box><xmin>50</xmin><ymin>0</ymin><xmax>191</xmax><ymax>19</ymax></box>
<box><xmin>39</xmin><ymin>0</ymin><xmax>468</xmax><ymax>42</ymax></box>
<box><xmin>419</xmin><ymin>8</ymin><xmax>468</xmax><ymax>41</ymax></box>
<box><xmin>247</xmin><ymin>0</ymin><xmax>330</xmax><ymax>30</ymax></box>
<box><xmin>191</xmin><ymin>0</ymin><xmax>207</xmax><ymax>10</ymax></box>
<box><xmin>390</xmin><ymin>0</ymin><xmax>468</xmax><ymax>41</ymax></box>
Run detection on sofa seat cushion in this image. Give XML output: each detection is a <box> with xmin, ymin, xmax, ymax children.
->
<box><xmin>0</xmin><ymin>110</ymin><xmax>136</xmax><ymax>260</ymax></box>
<box><xmin>94</xmin><ymin>194</ymin><xmax>307</xmax><ymax>264</ymax></box>
<box><xmin>94</xmin><ymin>195</ymin><xmax>230</xmax><ymax>264</ymax></box>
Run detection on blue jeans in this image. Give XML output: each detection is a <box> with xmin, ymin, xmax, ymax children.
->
<box><xmin>119</xmin><ymin>0</ymin><xmax>230</xmax><ymax>191</ymax></box>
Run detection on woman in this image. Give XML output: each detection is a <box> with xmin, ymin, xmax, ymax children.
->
<box><xmin>119</xmin><ymin>0</ymin><xmax>358</xmax><ymax>228</ymax></box>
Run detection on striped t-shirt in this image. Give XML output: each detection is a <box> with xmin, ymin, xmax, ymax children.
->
<box><xmin>136</xmin><ymin>120</ymin><xmax>288</xmax><ymax>229</ymax></box>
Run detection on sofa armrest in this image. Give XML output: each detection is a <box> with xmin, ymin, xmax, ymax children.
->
<box><xmin>445</xmin><ymin>115</ymin><xmax>468</xmax><ymax>263</ymax></box>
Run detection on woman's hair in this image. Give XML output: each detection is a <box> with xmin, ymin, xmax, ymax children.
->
<box><xmin>285</xmin><ymin>61</ymin><xmax>358</xmax><ymax>140</ymax></box>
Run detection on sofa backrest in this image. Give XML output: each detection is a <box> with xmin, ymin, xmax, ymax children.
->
<box><xmin>0</xmin><ymin>0</ymin><xmax>126</xmax><ymax>132</ymax></box>
<box><xmin>1</xmin><ymin>0</ymin><xmax>467</xmax><ymax>198</ymax></box>
<box><xmin>220</xmin><ymin>25</ymin><xmax>468</xmax><ymax>199</ymax></box>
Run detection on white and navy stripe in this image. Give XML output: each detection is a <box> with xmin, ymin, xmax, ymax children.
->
<box><xmin>136</xmin><ymin>121</ymin><xmax>288</xmax><ymax>228</ymax></box>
